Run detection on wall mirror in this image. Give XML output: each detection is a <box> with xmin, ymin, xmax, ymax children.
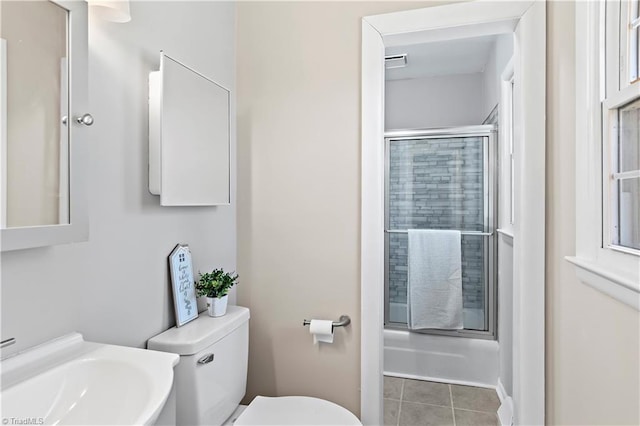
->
<box><xmin>1</xmin><ymin>0</ymin><xmax>89</xmax><ymax>251</ymax></box>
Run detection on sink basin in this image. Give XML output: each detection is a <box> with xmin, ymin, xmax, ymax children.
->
<box><xmin>1</xmin><ymin>333</ymin><xmax>179</xmax><ymax>425</ymax></box>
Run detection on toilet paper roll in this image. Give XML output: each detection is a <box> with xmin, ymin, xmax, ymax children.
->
<box><xmin>309</xmin><ymin>319</ymin><xmax>334</xmax><ymax>344</ymax></box>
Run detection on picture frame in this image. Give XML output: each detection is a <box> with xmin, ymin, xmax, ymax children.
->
<box><xmin>168</xmin><ymin>243</ymin><xmax>198</xmax><ymax>327</ymax></box>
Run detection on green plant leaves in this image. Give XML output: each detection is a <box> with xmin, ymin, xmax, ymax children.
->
<box><xmin>195</xmin><ymin>268</ymin><xmax>239</xmax><ymax>298</ymax></box>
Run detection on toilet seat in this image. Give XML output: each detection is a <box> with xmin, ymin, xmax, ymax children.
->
<box><xmin>233</xmin><ymin>396</ymin><xmax>362</xmax><ymax>426</ymax></box>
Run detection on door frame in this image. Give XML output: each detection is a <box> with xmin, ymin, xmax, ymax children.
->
<box><xmin>360</xmin><ymin>2</ymin><xmax>546</xmax><ymax>425</ymax></box>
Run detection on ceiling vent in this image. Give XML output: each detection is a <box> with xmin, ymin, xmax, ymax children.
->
<box><xmin>385</xmin><ymin>54</ymin><xmax>408</xmax><ymax>69</ymax></box>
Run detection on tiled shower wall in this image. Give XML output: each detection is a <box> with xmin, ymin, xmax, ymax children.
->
<box><xmin>387</xmin><ymin>137</ymin><xmax>486</xmax><ymax>317</ymax></box>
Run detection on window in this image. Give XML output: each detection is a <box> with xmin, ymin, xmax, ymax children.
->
<box><xmin>498</xmin><ymin>59</ymin><xmax>514</xmax><ymax>232</ymax></box>
<box><xmin>571</xmin><ymin>0</ymin><xmax>640</xmax><ymax>311</ymax></box>
<box><xmin>627</xmin><ymin>0</ymin><xmax>640</xmax><ymax>82</ymax></box>
<box><xmin>603</xmin><ymin>0</ymin><xmax>640</xmax><ymax>255</ymax></box>
<box><xmin>609</xmin><ymin>99</ymin><xmax>640</xmax><ymax>250</ymax></box>
<box><xmin>509</xmin><ymin>78</ymin><xmax>515</xmax><ymax>225</ymax></box>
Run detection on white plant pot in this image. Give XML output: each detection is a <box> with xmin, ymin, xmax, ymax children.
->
<box><xmin>207</xmin><ymin>295</ymin><xmax>228</xmax><ymax>317</ymax></box>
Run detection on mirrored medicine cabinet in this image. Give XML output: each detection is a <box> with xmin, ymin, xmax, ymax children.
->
<box><xmin>148</xmin><ymin>52</ymin><xmax>231</xmax><ymax>206</ymax></box>
<box><xmin>0</xmin><ymin>0</ymin><xmax>89</xmax><ymax>251</ymax></box>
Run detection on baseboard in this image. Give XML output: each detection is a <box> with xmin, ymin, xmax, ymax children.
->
<box><xmin>496</xmin><ymin>379</ymin><xmax>508</xmax><ymax>402</ymax></box>
<box><xmin>383</xmin><ymin>371</ymin><xmax>496</xmax><ymax>390</ymax></box>
<box><xmin>496</xmin><ymin>379</ymin><xmax>513</xmax><ymax>426</ymax></box>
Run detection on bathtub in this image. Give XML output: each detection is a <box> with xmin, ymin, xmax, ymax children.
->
<box><xmin>383</xmin><ymin>328</ymin><xmax>499</xmax><ymax>388</ymax></box>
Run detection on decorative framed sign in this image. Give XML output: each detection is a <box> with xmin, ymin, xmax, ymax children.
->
<box><xmin>168</xmin><ymin>244</ymin><xmax>198</xmax><ymax>327</ymax></box>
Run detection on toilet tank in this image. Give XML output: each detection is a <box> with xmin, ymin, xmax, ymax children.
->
<box><xmin>148</xmin><ymin>306</ymin><xmax>250</xmax><ymax>426</ymax></box>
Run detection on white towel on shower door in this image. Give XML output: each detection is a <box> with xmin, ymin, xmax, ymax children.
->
<box><xmin>407</xmin><ymin>229</ymin><xmax>463</xmax><ymax>330</ymax></box>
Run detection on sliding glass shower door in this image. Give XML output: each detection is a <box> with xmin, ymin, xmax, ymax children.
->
<box><xmin>384</xmin><ymin>125</ymin><xmax>497</xmax><ymax>338</ymax></box>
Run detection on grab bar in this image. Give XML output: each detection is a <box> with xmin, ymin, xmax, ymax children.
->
<box><xmin>303</xmin><ymin>315</ymin><xmax>351</xmax><ymax>328</ymax></box>
<box><xmin>385</xmin><ymin>230</ymin><xmax>492</xmax><ymax>236</ymax></box>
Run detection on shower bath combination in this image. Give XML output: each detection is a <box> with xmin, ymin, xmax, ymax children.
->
<box><xmin>382</xmin><ymin>125</ymin><xmax>500</xmax><ymax>387</ymax></box>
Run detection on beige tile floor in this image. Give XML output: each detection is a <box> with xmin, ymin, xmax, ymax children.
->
<box><xmin>384</xmin><ymin>376</ymin><xmax>500</xmax><ymax>426</ymax></box>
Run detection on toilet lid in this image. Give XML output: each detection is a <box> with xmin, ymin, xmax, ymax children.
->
<box><xmin>233</xmin><ymin>396</ymin><xmax>362</xmax><ymax>426</ymax></box>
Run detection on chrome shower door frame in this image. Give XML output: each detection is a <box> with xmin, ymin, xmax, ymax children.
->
<box><xmin>383</xmin><ymin>125</ymin><xmax>498</xmax><ymax>340</ymax></box>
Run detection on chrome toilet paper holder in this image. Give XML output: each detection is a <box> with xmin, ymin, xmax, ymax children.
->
<box><xmin>303</xmin><ymin>315</ymin><xmax>351</xmax><ymax>329</ymax></box>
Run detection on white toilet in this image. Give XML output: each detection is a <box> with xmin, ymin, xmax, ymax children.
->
<box><xmin>148</xmin><ymin>306</ymin><xmax>361</xmax><ymax>426</ymax></box>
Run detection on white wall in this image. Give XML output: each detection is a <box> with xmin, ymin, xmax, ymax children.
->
<box><xmin>497</xmin><ymin>236</ymin><xmax>513</xmax><ymax>397</ymax></box>
<box><xmin>490</xmin><ymin>33</ymin><xmax>515</xmax><ymax>401</ymax></box>
<box><xmin>384</xmin><ymin>35</ymin><xmax>512</xmax><ymax>131</ymax></box>
<box><xmin>481</xmin><ymin>34</ymin><xmax>514</xmax><ymax>121</ymax></box>
<box><xmin>385</xmin><ymin>73</ymin><xmax>485</xmax><ymax>130</ymax></box>
<box><xmin>0</xmin><ymin>1</ymin><xmax>236</xmax><ymax>355</ymax></box>
<box><xmin>236</xmin><ymin>1</ymin><xmax>432</xmax><ymax>416</ymax></box>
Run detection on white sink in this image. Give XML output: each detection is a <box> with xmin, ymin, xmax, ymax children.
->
<box><xmin>1</xmin><ymin>333</ymin><xmax>179</xmax><ymax>425</ymax></box>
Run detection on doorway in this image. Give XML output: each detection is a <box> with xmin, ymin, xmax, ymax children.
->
<box><xmin>360</xmin><ymin>2</ymin><xmax>546</xmax><ymax>425</ymax></box>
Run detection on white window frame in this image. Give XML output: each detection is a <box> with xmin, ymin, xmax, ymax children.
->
<box><xmin>509</xmin><ymin>78</ymin><xmax>515</xmax><ymax>225</ymax></box>
<box><xmin>570</xmin><ymin>0</ymin><xmax>640</xmax><ymax>311</ymax></box>
<box><xmin>498</xmin><ymin>58</ymin><xmax>515</xmax><ymax>234</ymax></box>
<box><xmin>602</xmin><ymin>96</ymin><xmax>640</xmax><ymax>255</ymax></box>
<box><xmin>604</xmin><ymin>0</ymin><xmax>640</xmax><ymax>255</ymax></box>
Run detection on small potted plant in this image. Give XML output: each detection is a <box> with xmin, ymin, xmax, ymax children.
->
<box><xmin>195</xmin><ymin>269</ymin><xmax>239</xmax><ymax>317</ymax></box>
